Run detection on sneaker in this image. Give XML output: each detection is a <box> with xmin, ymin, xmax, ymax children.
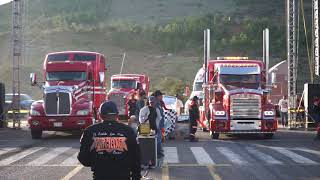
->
<box><xmin>190</xmin><ymin>138</ymin><xmax>199</xmax><ymax>142</ymax></box>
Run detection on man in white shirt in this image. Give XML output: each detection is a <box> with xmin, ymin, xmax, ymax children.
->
<box><xmin>174</xmin><ymin>94</ymin><xmax>184</xmax><ymax>116</ymax></box>
<box><xmin>278</xmin><ymin>95</ymin><xmax>288</xmax><ymax>127</ymax></box>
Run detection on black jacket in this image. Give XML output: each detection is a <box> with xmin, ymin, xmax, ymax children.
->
<box><xmin>78</xmin><ymin>120</ymin><xmax>141</xmax><ymax>180</ymax></box>
<box><xmin>189</xmin><ymin>102</ymin><xmax>200</xmax><ymax>122</ymax></box>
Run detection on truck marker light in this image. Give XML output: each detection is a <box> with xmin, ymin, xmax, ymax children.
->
<box><xmin>32</xmin><ymin>120</ymin><xmax>40</xmax><ymax>126</ymax></box>
<box><xmin>214</xmin><ymin>111</ymin><xmax>226</xmax><ymax>116</ymax></box>
<box><xmin>217</xmin><ymin>57</ymin><xmax>249</xmax><ymax>60</ymax></box>
<box><xmin>263</xmin><ymin>111</ymin><xmax>274</xmax><ymax>116</ymax></box>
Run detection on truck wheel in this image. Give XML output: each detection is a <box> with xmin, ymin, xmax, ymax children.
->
<box><xmin>263</xmin><ymin>133</ymin><xmax>274</xmax><ymax>139</ymax></box>
<box><xmin>31</xmin><ymin>130</ymin><xmax>42</xmax><ymax>139</ymax></box>
<box><xmin>210</xmin><ymin>132</ymin><xmax>219</xmax><ymax>139</ymax></box>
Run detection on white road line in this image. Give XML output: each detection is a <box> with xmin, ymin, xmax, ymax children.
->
<box><xmin>0</xmin><ymin>148</ymin><xmax>17</xmax><ymax>156</ymax></box>
<box><xmin>164</xmin><ymin>147</ymin><xmax>179</xmax><ymax>164</ymax></box>
<box><xmin>190</xmin><ymin>147</ymin><xmax>215</xmax><ymax>165</ymax></box>
<box><xmin>271</xmin><ymin>147</ymin><xmax>318</xmax><ymax>164</ymax></box>
<box><xmin>28</xmin><ymin>147</ymin><xmax>71</xmax><ymax>165</ymax></box>
<box><xmin>294</xmin><ymin>147</ymin><xmax>320</xmax><ymax>156</ymax></box>
<box><xmin>217</xmin><ymin>147</ymin><xmax>248</xmax><ymax>165</ymax></box>
<box><xmin>61</xmin><ymin>165</ymin><xmax>83</xmax><ymax>180</ymax></box>
<box><xmin>60</xmin><ymin>152</ymin><xmax>80</xmax><ymax>166</ymax></box>
<box><xmin>246</xmin><ymin>147</ymin><xmax>283</xmax><ymax>165</ymax></box>
<box><xmin>0</xmin><ymin>147</ymin><xmax>44</xmax><ymax>166</ymax></box>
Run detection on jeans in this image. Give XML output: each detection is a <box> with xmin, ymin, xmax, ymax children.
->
<box><xmin>156</xmin><ymin>129</ymin><xmax>164</xmax><ymax>159</ymax></box>
<box><xmin>280</xmin><ymin>112</ymin><xmax>288</xmax><ymax>126</ymax></box>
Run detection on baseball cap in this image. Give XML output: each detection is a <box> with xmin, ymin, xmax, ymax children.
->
<box><xmin>99</xmin><ymin>101</ymin><xmax>119</xmax><ymax>116</ymax></box>
<box><xmin>192</xmin><ymin>96</ymin><xmax>199</xmax><ymax>101</ymax></box>
<box><xmin>148</xmin><ymin>96</ymin><xmax>156</xmax><ymax>103</ymax></box>
<box><xmin>153</xmin><ymin>90</ymin><xmax>164</xmax><ymax>97</ymax></box>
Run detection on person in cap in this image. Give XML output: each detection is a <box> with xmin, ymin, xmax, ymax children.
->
<box><xmin>189</xmin><ymin>96</ymin><xmax>200</xmax><ymax>142</ymax></box>
<box><xmin>139</xmin><ymin>96</ymin><xmax>158</xmax><ymax>132</ymax></box>
<box><xmin>151</xmin><ymin>90</ymin><xmax>165</xmax><ymax>164</ymax></box>
<box><xmin>78</xmin><ymin>101</ymin><xmax>141</xmax><ymax>180</ymax></box>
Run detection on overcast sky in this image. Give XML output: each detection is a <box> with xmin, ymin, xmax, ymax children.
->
<box><xmin>0</xmin><ymin>0</ymin><xmax>11</xmax><ymax>6</ymax></box>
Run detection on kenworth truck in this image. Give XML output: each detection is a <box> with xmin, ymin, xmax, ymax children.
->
<box><xmin>107</xmin><ymin>74</ymin><xmax>150</xmax><ymax>119</ymax></box>
<box><xmin>28</xmin><ymin>51</ymin><xmax>107</xmax><ymax>139</ymax></box>
<box><xmin>200</xmin><ymin>57</ymin><xmax>277</xmax><ymax>139</ymax></box>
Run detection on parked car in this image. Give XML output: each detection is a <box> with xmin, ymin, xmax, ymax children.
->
<box><xmin>5</xmin><ymin>93</ymin><xmax>34</xmax><ymax>110</ymax></box>
<box><xmin>163</xmin><ymin>95</ymin><xmax>189</xmax><ymax>123</ymax></box>
<box><xmin>162</xmin><ymin>95</ymin><xmax>177</xmax><ymax>110</ymax></box>
<box><xmin>5</xmin><ymin>94</ymin><xmax>34</xmax><ymax>118</ymax></box>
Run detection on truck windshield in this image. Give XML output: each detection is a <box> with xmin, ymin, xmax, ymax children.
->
<box><xmin>219</xmin><ymin>74</ymin><xmax>260</xmax><ymax>90</ymax></box>
<box><xmin>46</xmin><ymin>72</ymin><xmax>87</xmax><ymax>81</ymax></box>
<box><xmin>112</xmin><ymin>80</ymin><xmax>136</xmax><ymax>89</ymax></box>
<box><xmin>193</xmin><ymin>82</ymin><xmax>203</xmax><ymax>91</ymax></box>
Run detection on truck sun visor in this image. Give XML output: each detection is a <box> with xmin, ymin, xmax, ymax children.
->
<box><xmin>217</xmin><ymin>66</ymin><xmax>260</xmax><ymax>75</ymax></box>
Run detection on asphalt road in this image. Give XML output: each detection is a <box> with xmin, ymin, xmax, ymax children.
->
<box><xmin>0</xmin><ymin>126</ymin><xmax>320</xmax><ymax>180</ymax></box>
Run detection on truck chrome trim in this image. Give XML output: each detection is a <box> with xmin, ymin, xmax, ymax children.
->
<box><xmin>230</xmin><ymin>94</ymin><xmax>261</xmax><ymax>119</ymax></box>
<box><xmin>44</xmin><ymin>87</ymin><xmax>72</xmax><ymax>116</ymax></box>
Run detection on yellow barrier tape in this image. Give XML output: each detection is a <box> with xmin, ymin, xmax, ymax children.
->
<box><xmin>7</xmin><ymin>110</ymin><xmax>29</xmax><ymax>114</ymax></box>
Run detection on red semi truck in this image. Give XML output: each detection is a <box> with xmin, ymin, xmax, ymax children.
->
<box><xmin>28</xmin><ymin>51</ymin><xmax>107</xmax><ymax>139</ymax></box>
<box><xmin>107</xmin><ymin>74</ymin><xmax>149</xmax><ymax>119</ymax></box>
<box><xmin>200</xmin><ymin>57</ymin><xmax>277</xmax><ymax>139</ymax></box>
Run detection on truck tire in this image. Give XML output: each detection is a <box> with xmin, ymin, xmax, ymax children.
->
<box><xmin>31</xmin><ymin>130</ymin><xmax>42</xmax><ymax>139</ymax></box>
<box><xmin>263</xmin><ymin>133</ymin><xmax>274</xmax><ymax>139</ymax></box>
<box><xmin>210</xmin><ymin>132</ymin><xmax>219</xmax><ymax>139</ymax></box>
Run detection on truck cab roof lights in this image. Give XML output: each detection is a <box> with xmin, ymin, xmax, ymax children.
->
<box><xmin>220</xmin><ymin>64</ymin><xmax>258</xmax><ymax>67</ymax></box>
<box><xmin>217</xmin><ymin>57</ymin><xmax>249</xmax><ymax>60</ymax></box>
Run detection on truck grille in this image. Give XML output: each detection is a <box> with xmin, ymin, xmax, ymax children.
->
<box><xmin>45</xmin><ymin>92</ymin><xmax>71</xmax><ymax>115</ymax></box>
<box><xmin>230</xmin><ymin>94</ymin><xmax>261</xmax><ymax>119</ymax></box>
<box><xmin>108</xmin><ymin>93</ymin><xmax>125</xmax><ymax>115</ymax></box>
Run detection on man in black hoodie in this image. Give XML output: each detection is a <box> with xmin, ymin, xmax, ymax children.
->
<box><xmin>189</xmin><ymin>96</ymin><xmax>200</xmax><ymax>142</ymax></box>
<box><xmin>78</xmin><ymin>101</ymin><xmax>141</xmax><ymax>180</ymax></box>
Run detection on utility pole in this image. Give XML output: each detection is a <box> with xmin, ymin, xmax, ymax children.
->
<box><xmin>287</xmin><ymin>0</ymin><xmax>298</xmax><ymax>128</ymax></box>
<box><xmin>314</xmin><ymin>0</ymin><xmax>319</xmax><ymax>76</ymax></box>
<box><xmin>120</xmin><ymin>52</ymin><xmax>126</xmax><ymax>74</ymax></box>
<box><xmin>11</xmin><ymin>0</ymin><xmax>24</xmax><ymax>129</ymax></box>
<box><xmin>263</xmin><ymin>28</ymin><xmax>270</xmax><ymax>83</ymax></box>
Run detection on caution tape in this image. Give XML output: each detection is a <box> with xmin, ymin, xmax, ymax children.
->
<box><xmin>288</xmin><ymin>108</ymin><xmax>305</xmax><ymax>113</ymax></box>
<box><xmin>7</xmin><ymin>110</ymin><xmax>30</xmax><ymax>114</ymax></box>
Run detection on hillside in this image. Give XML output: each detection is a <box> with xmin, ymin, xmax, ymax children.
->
<box><xmin>0</xmin><ymin>0</ymin><xmax>314</xmax><ymax>97</ymax></box>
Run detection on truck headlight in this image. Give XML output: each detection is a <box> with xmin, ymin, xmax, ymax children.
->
<box><xmin>264</xmin><ymin>111</ymin><xmax>274</xmax><ymax>116</ymax></box>
<box><xmin>76</xmin><ymin>109</ymin><xmax>90</xmax><ymax>116</ymax></box>
<box><xmin>30</xmin><ymin>109</ymin><xmax>40</xmax><ymax>116</ymax></box>
<box><xmin>214</xmin><ymin>111</ymin><xmax>226</xmax><ymax>116</ymax></box>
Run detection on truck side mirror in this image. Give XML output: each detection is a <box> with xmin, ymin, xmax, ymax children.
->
<box><xmin>99</xmin><ymin>72</ymin><xmax>105</xmax><ymax>84</ymax></box>
<box><xmin>30</xmin><ymin>73</ymin><xmax>37</xmax><ymax>86</ymax></box>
